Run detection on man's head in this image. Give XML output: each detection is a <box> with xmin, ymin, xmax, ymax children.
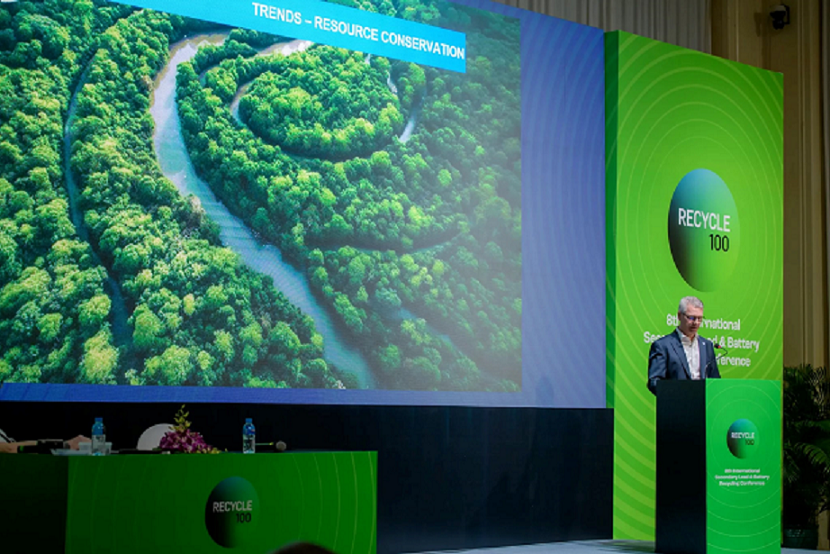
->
<box><xmin>677</xmin><ymin>296</ymin><xmax>704</xmax><ymax>339</ymax></box>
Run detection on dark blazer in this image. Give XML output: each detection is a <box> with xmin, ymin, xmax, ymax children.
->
<box><xmin>647</xmin><ymin>330</ymin><xmax>721</xmax><ymax>395</ymax></box>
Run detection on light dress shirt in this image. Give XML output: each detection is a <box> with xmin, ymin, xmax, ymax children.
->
<box><xmin>676</xmin><ymin>328</ymin><xmax>701</xmax><ymax>380</ymax></box>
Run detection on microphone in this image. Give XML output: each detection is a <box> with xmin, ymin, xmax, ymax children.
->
<box><xmin>703</xmin><ymin>343</ymin><xmax>727</xmax><ymax>377</ymax></box>
<box><xmin>254</xmin><ymin>440</ymin><xmax>288</xmax><ymax>452</ymax></box>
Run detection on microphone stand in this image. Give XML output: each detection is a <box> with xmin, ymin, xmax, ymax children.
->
<box><xmin>703</xmin><ymin>343</ymin><xmax>727</xmax><ymax>378</ymax></box>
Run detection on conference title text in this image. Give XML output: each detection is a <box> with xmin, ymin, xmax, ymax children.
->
<box><xmin>251</xmin><ymin>3</ymin><xmax>466</xmax><ymax>61</ymax></box>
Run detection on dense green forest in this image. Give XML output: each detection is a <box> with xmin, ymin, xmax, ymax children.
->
<box><xmin>179</xmin><ymin>0</ymin><xmax>522</xmax><ymax>390</ymax></box>
<box><xmin>0</xmin><ymin>0</ymin><xmax>521</xmax><ymax>392</ymax></box>
<box><xmin>239</xmin><ymin>48</ymin><xmax>404</xmax><ymax>160</ymax></box>
<box><xmin>0</xmin><ymin>0</ymin><xmax>343</xmax><ymax>388</ymax></box>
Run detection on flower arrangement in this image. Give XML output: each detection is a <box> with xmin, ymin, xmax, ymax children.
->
<box><xmin>159</xmin><ymin>405</ymin><xmax>220</xmax><ymax>454</ymax></box>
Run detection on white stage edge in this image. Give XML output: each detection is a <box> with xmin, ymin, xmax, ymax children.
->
<box><xmin>415</xmin><ymin>540</ymin><xmax>809</xmax><ymax>554</ymax></box>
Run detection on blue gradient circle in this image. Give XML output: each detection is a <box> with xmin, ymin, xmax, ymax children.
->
<box><xmin>205</xmin><ymin>476</ymin><xmax>260</xmax><ymax>547</ymax></box>
<box><xmin>727</xmin><ymin>418</ymin><xmax>759</xmax><ymax>459</ymax></box>
<box><xmin>668</xmin><ymin>169</ymin><xmax>740</xmax><ymax>291</ymax></box>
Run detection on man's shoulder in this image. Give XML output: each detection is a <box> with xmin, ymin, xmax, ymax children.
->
<box><xmin>652</xmin><ymin>332</ymin><xmax>679</xmax><ymax>348</ymax></box>
<box><xmin>656</xmin><ymin>331</ymin><xmax>679</xmax><ymax>344</ymax></box>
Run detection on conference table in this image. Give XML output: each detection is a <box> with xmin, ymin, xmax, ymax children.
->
<box><xmin>0</xmin><ymin>451</ymin><xmax>377</xmax><ymax>554</ymax></box>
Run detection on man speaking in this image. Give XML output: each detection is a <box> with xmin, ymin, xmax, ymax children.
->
<box><xmin>647</xmin><ymin>296</ymin><xmax>721</xmax><ymax>395</ymax></box>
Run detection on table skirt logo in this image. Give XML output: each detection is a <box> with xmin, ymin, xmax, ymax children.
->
<box><xmin>205</xmin><ymin>476</ymin><xmax>260</xmax><ymax>547</ymax></box>
<box><xmin>668</xmin><ymin>169</ymin><xmax>740</xmax><ymax>292</ymax></box>
<box><xmin>727</xmin><ymin>418</ymin><xmax>758</xmax><ymax>459</ymax></box>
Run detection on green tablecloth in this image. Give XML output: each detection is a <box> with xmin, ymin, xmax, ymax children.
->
<box><xmin>0</xmin><ymin>451</ymin><xmax>377</xmax><ymax>554</ymax></box>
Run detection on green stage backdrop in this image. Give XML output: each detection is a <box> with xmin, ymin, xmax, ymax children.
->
<box><xmin>605</xmin><ymin>31</ymin><xmax>783</xmax><ymax>540</ymax></box>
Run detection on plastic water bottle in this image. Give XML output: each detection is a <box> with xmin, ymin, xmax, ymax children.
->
<box><xmin>242</xmin><ymin>418</ymin><xmax>255</xmax><ymax>454</ymax></box>
<box><xmin>91</xmin><ymin>417</ymin><xmax>106</xmax><ymax>456</ymax></box>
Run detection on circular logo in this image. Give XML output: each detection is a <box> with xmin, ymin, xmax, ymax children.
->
<box><xmin>668</xmin><ymin>169</ymin><xmax>740</xmax><ymax>291</ymax></box>
<box><xmin>205</xmin><ymin>476</ymin><xmax>260</xmax><ymax>547</ymax></box>
<box><xmin>727</xmin><ymin>419</ymin><xmax>758</xmax><ymax>459</ymax></box>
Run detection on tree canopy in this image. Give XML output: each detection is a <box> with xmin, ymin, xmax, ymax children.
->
<box><xmin>0</xmin><ymin>0</ymin><xmax>521</xmax><ymax>392</ymax></box>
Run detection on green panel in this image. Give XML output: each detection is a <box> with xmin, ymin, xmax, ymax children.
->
<box><xmin>64</xmin><ymin>452</ymin><xmax>377</xmax><ymax>554</ymax></box>
<box><xmin>0</xmin><ymin>456</ymin><xmax>69</xmax><ymax>553</ymax></box>
<box><xmin>606</xmin><ymin>30</ymin><xmax>783</xmax><ymax>540</ymax></box>
<box><xmin>706</xmin><ymin>380</ymin><xmax>781</xmax><ymax>554</ymax></box>
<box><xmin>605</xmin><ymin>31</ymin><xmax>620</xmax><ymax>411</ymax></box>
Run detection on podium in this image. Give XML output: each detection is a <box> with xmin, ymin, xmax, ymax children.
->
<box><xmin>0</xmin><ymin>451</ymin><xmax>377</xmax><ymax>554</ymax></box>
<box><xmin>656</xmin><ymin>380</ymin><xmax>781</xmax><ymax>554</ymax></box>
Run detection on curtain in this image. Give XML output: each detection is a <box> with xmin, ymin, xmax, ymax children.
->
<box><xmin>491</xmin><ymin>0</ymin><xmax>711</xmax><ymax>53</ymax></box>
<box><xmin>824</xmin><ymin>1</ymin><xmax>830</xmax><ymax>365</ymax></box>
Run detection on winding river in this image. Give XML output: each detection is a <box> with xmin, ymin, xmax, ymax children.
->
<box><xmin>64</xmin><ymin>68</ymin><xmax>132</xmax><ymax>358</ymax></box>
<box><xmin>399</xmin><ymin>98</ymin><xmax>422</xmax><ymax>144</ymax></box>
<box><xmin>150</xmin><ymin>35</ymin><xmax>376</xmax><ymax>388</ymax></box>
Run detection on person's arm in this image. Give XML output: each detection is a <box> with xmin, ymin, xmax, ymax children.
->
<box><xmin>0</xmin><ymin>440</ymin><xmax>36</xmax><ymax>454</ymax></box>
<box><xmin>647</xmin><ymin>340</ymin><xmax>668</xmax><ymax>395</ymax></box>
<box><xmin>0</xmin><ymin>436</ymin><xmax>89</xmax><ymax>454</ymax></box>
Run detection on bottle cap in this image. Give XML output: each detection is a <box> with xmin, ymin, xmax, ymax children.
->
<box><xmin>245</xmin><ymin>418</ymin><xmax>252</xmax><ymax>423</ymax></box>
<box><xmin>95</xmin><ymin>417</ymin><xmax>103</xmax><ymax>422</ymax></box>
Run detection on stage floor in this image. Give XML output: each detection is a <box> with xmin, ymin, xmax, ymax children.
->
<box><xmin>418</xmin><ymin>540</ymin><xmax>808</xmax><ymax>554</ymax></box>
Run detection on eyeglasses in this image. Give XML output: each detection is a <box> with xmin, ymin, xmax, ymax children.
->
<box><xmin>683</xmin><ymin>314</ymin><xmax>704</xmax><ymax>323</ymax></box>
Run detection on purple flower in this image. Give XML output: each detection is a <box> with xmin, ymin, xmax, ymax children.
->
<box><xmin>158</xmin><ymin>405</ymin><xmax>218</xmax><ymax>454</ymax></box>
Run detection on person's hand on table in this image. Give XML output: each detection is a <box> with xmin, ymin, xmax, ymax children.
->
<box><xmin>64</xmin><ymin>435</ymin><xmax>90</xmax><ymax>450</ymax></box>
<box><xmin>0</xmin><ymin>435</ymin><xmax>90</xmax><ymax>453</ymax></box>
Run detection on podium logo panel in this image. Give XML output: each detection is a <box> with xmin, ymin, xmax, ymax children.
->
<box><xmin>205</xmin><ymin>476</ymin><xmax>261</xmax><ymax>547</ymax></box>
<box><xmin>668</xmin><ymin>169</ymin><xmax>740</xmax><ymax>292</ymax></box>
<box><xmin>726</xmin><ymin>418</ymin><xmax>758</xmax><ymax>459</ymax></box>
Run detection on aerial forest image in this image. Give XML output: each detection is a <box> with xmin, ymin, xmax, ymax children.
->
<box><xmin>0</xmin><ymin>0</ymin><xmax>521</xmax><ymax>392</ymax></box>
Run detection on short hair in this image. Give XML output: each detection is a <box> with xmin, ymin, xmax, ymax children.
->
<box><xmin>678</xmin><ymin>296</ymin><xmax>704</xmax><ymax>314</ymax></box>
